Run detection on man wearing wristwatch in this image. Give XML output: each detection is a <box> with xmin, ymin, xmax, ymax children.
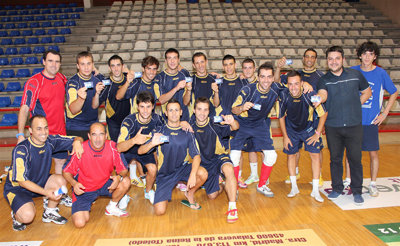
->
<box><xmin>63</xmin><ymin>122</ymin><xmax>131</xmax><ymax>228</ymax></box>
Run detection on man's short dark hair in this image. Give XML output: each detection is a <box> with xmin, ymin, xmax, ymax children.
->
<box><xmin>141</xmin><ymin>56</ymin><xmax>159</xmax><ymax>69</ymax></box>
<box><xmin>166</xmin><ymin>98</ymin><xmax>181</xmax><ymax>110</ymax></box>
<box><xmin>43</xmin><ymin>50</ymin><xmax>62</xmax><ymax>62</ymax></box>
<box><xmin>165</xmin><ymin>48</ymin><xmax>180</xmax><ymax>59</ymax></box>
<box><xmin>286</xmin><ymin>70</ymin><xmax>301</xmax><ymax>80</ymax></box>
<box><xmin>303</xmin><ymin>48</ymin><xmax>317</xmax><ymax>58</ymax></box>
<box><xmin>242</xmin><ymin>58</ymin><xmax>255</xmax><ymax>67</ymax></box>
<box><xmin>194</xmin><ymin>97</ymin><xmax>210</xmax><ymax>110</ymax></box>
<box><xmin>356</xmin><ymin>41</ymin><xmax>380</xmax><ymax>58</ymax></box>
<box><xmin>192</xmin><ymin>52</ymin><xmax>207</xmax><ymax>63</ymax></box>
<box><xmin>325</xmin><ymin>46</ymin><xmax>344</xmax><ymax>58</ymax></box>
<box><xmin>108</xmin><ymin>54</ymin><xmax>124</xmax><ymax>66</ymax></box>
<box><xmin>257</xmin><ymin>62</ymin><xmax>274</xmax><ymax>76</ymax></box>
<box><xmin>29</xmin><ymin>115</ymin><xmax>46</xmax><ymax>127</ymax></box>
<box><xmin>76</xmin><ymin>51</ymin><xmax>93</xmax><ymax>64</ymax></box>
<box><xmin>136</xmin><ymin>91</ymin><xmax>155</xmax><ymax>105</ymax></box>
<box><xmin>222</xmin><ymin>54</ymin><xmax>236</xmax><ymax>63</ymax></box>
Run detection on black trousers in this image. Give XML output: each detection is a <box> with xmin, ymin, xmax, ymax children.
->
<box><xmin>325</xmin><ymin>125</ymin><xmax>363</xmax><ymax>195</ymax></box>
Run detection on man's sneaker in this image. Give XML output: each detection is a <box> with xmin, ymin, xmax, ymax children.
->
<box><xmin>43</xmin><ymin>197</ymin><xmax>48</xmax><ymax>209</ymax></box>
<box><xmin>284</xmin><ymin>173</ymin><xmax>300</xmax><ymax>184</ymax></box>
<box><xmin>353</xmin><ymin>194</ymin><xmax>364</xmax><ymax>206</ymax></box>
<box><xmin>327</xmin><ymin>190</ymin><xmax>341</xmax><ymax>200</ymax></box>
<box><xmin>311</xmin><ymin>191</ymin><xmax>324</xmax><ymax>203</ymax></box>
<box><xmin>369</xmin><ymin>184</ymin><xmax>379</xmax><ymax>197</ymax></box>
<box><xmin>244</xmin><ymin>175</ymin><xmax>259</xmax><ymax>185</ymax></box>
<box><xmin>257</xmin><ymin>185</ymin><xmax>274</xmax><ymax>197</ymax></box>
<box><xmin>176</xmin><ymin>182</ymin><xmax>187</xmax><ymax>192</ymax></box>
<box><xmin>105</xmin><ymin>204</ymin><xmax>129</xmax><ymax>217</ymax></box>
<box><xmin>131</xmin><ymin>177</ymin><xmax>145</xmax><ymax>188</ymax></box>
<box><xmin>343</xmin><ymin>179</ymin><xmax>351</xmax><ymax>189</ymax></box>
<box><xmin>42</xmin><ymin>208</ymin><xmax>67</xmax><ymax>224</ymax></box>
<box><xmin>226</xmin><ymin>208</ymin><xmax>238</xmax><ymax>223</ymax></box>
<box><xmin>140</xmin><ymin>175</ymin><xmax>147</xmax><ymax>186</ymax></box>
<box><xmin>59</xmin><ymin>194</ymin><xmax>72</xmax><ymax>207</ymax></box>
<box><xmin>118</xmin><ymin>194</ymin><xmax>131</xmax><ymax>210</ymax></box>
<box><xmin>11</xmin><ymin>211</ymin><xmax>26</xmax><ymax>231</ymax></box>
<box><xmin>238</xmin><ymin>176</ymin><xmax>248</xmax><ymax>188</ymax></box>
<box><xmin>287</xmin><ymin>188</ymin><xmax>300</xmax><ymax>198</ymax></box>
<box><xmin>319</xmin><ymin>175</ymin><xmax>324</xmax><ymax>187</ymax></box>
<box><xmin>144</xmin><ymin>189</ymin><xmax>155</xmax><ymax>204</ymax></box>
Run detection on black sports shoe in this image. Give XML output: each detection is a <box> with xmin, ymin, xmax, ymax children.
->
<box><xmin>42</xmin><ymin>208</ymin><xmax>67</xmax><ymax>224</ymax></box>
<box><xmin>11</xmin><ymin>211</ymin><xmax>26</xmax><ymax>231</ymax></box>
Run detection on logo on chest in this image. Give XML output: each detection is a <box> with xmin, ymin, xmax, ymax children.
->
<box><xmin>93</xmin><ymin>154</ymin><xmax>102</xmax><ymax>157</ymax></box>
<box><xmin>170</xmin><ymin>132</ymin><xmax>178</xmax><ymax>136</ymax></box>
<box><xmin>39</xmin><ymin>150</ymin><xmax>46</xmax><ymax>154</ymax></box>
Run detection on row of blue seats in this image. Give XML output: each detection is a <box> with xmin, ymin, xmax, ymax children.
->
<box><xmin>1</xmin><ymin>14</ymin><xmax>80</xmax><ymax>22</ymax></box>
<box><xmin>0</xmin><ymin>45</ymin><xmax>60</xmax><ymax>55</ymax></box>
<box><xmin>1</xmin><ymin>3</ymin><xmax>79</xmax><ymax>10</ymax></box>
<box><xmin>1</xmin><ymin>21</ymin><xmax>75</xmax><ymax>29</ymax></box>
<box><xmin>0</xmin><ymin>68</ymin><xmax>43</xmax><ymax>78</ymax></box>
<box><xmin>0</xmin><ymin>20</ymin><xmax>76</xmax><ymax>30</ymax></box>
<box><xmin>0</xmin><ymin>113</ymin><xmax>18</xmax><ymax>126</ymax></box>
<box><xmin>0</xmin><ymin>8</ymin><xmax>84</xmax><ymax>16</ymax></box>
<box><xmin>0</xmin><ymin>82</ymin><xmax>22</xmax><ymax>91</ymax></box>
<box><xmin>0</xmin><ymin>28</ymin><xmax>71</xmax><ymax>40</ymax></box>
<box><xmin>0</xmin><ymin>36</ymin><xmax>66</xmax><ymax>45</ymax></box>
<box><xmin>0</xmin><ymin>96</ymin><xmax>22</xmax><ymax>107</ymax></box>
<box><xmin>0</xmin><ymin>56</ymin><xmax>40</xmax><ymax>65</ymax></box>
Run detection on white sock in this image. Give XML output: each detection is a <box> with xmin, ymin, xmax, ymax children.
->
<box><xmin>290</xmin><ymin>176</ymin><xmax>298</xmax><ymax>189</ymax></box>
<box><xmin>295</xmin><ymin>167</ymin><xmax>299</xmax><ymax>174</ymax></box>
<box><xmin>238</xmin><ymin>170</ymin><xmax>242</xmax><ymax>177</ymax></box>
<box><xmin>229</xmin><ymin>202</ymin><xmax>236</xmax><ymax>210</ymax></box>
<box><xmin>312</xmin><ymin>179</ymin><xmax>319</xmax><ymax>193</ymax></box>
<box><xmin>250</xmin><ymin>162</ymin><xmax>258</xmax><ymax>177</ymax></box>
<box><xmin>109</xmin><ymin>201</ymin><xmax>117</xmax><ymax>207</ymax></box>
<box><xmin>129</xmin><ymin>164</ymin><xmax>138</xmax><ymax>180</ymax></box>
<box><xmin>370</xmin><ymin>181</ymin><xmax>376</xmax><ymax>186</ymax></box>
<box><xmin>345</xmin><ymin>177</ymin><xmax>351</xmax><ymax>182</ymax></box>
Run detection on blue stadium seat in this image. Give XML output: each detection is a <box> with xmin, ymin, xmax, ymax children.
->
<box><xmin>40</xmin><ymin>37</ymin><xmax>52</xmax><ymax>44</ymax></box>
<box><xmin>17</xmin><ymin>23</ymin><xmax>28</xmax><ymax>29</ymax></box>
<box><xmin>65</xmin><ymin>20</ymin><xmax>76</xmax><ymax>26</ymax></box>
<box><xmin>4</xmin><ymin>6</ymin><xmax>14</xmax><ymax>10</ymax></box>
<box><xmin>71</xmin><ymin>13</ymin><xmax>80</xmax><ymax>19</ymax></box>
<box><xmin>9</xmin><ymin>30</ymin><xmax>21</xmax><ymax>37</ymax></box>
<box><xmin>58</xmin><ymin>3</ymin><xmax>67</xmax><ymax>8</ymax></box>
<box><xmin>1</xmin><ymin>17</ymin><xmax>11</xmax><ymax>22</ymax></box>
<box><xmin>41</xmin><ymin>21</ymin><xmax>52</xmax><ymax>28</ymax></box>
<box><xmin>33</xmin><ymin>46</ymin><xmax>45</xmax><ymax>54</ymax></box>
<box><xmin>32</xmin><ymin>68</ymin><xmax>43</xmax><ymax>75</ymax></box>
<box><xmin>48</xmin><ymin>45</ymin><xmax>59</xmax><ymax>52</ymax></box>
<box><xmin>0</xmin><ymin>69</ymin><xmax>15</xmax><ymax>78</ymax></box>
<box><xmin>54</xmin><ymin>21</ymin><xmax>64</xmax><ymax>27</ymax></box>
<box><xmin>0</xmin><ymin>113</ymin><xmax>18</xmax><ymax>126</ymax></box>
<box><xmin>10</xmin><ymin>57</ymin><xmax>23</xmax><ymax>65</ymax></box>
<box><xmin>19</xmin><ymin>47</ymin><xmax>32</xmax><ymax>54</ymax></box>
<box><xmin>0</xmin><ymin>24</ymin><xmax>3</xmax><ymax>29</ymax></box>
<box><xmin>0</xmin><ymin>83</ymin><xmax>4</xmax><ymax>91</ymax></box>
<box><xmin>0</xmin><ymin>48</ymin><xmax>3</xmax><ymax>55</ymax></box>
<box><xmin>47</xmin><ymin>15</ymin><xmax>58</xmax><ymax>20</ymax></box>
<box><xmin>22</xmin><ymin>30</ymin><xmax>33</xmax><ymax>36</ymax></box>
<box><xmin>41</xmin><ymin>9</ymin><xmax>51</xmax><ymax>14</ymax></box>
<box><xmin>53</xmin><ymin>8</ymin><xmax>62</xmax><ymax>14</ymax></box>
<box><xmin>59</xmin><ymin>14</ymin><xmax>69</xmax><ymax>20</ymax></box>
<box><xmin>5</xmin><ymin>23</ymin><xmax>15</xmax><ymax>29</ymax></box>
<box><xmin>34</xmin><ymin>29</ymin><xmax>46</xmax><ymax>36</ymax></box>
<box><xmin>26</xmin><ymin>5</ymin><xmax>34</xmax><ymax>9</ymax></box>
<box><xmin>54</xmin><ymin>36</ymin><xmax>65</xmax><ymax>43</ymax></box>
<box><xmin>20</xmin><ymin>10</ymin><xmax>29</xmax><ymax>15</ymax></box>
<box><xmin>69</xmin><ymin>3</ymin><xmax>78</xmax><ymax>7</ymax></box>
<box><xmin>1</xmin><ymin>38</ymin><xmax>12</xmax><ymax>45</ymax></box>
<box><xmin>5</xmin><ymin>82</ymin><xmax>21</xmax><ymax>91</ymax></box>
<box><xmin>36</xmin><ymin>4</ymin><xmax>45</xmax><ymax>9</ymax></box>
<box><xmin>48</xmin><ymin>29</ymin><xmax>58</xmax><ymax>35</ymax></box>
<box><xmin>5</xmin><ymin>47</ymin><xmax>18</xmax><ymax>55</ymax></box>
<box><xmin>24</xmin><ymin>16</ymin><xmax>34</xmax><ymax>22</ymax></box>
<box><xmin>8</xmin><ymin>10</ymin><xmax>18</xmax><ymax>15</ymax></box>
<box><xmin>30</xmin><ymin>9</ymin><xmax>40</xmax><ymax>14</ymax></box>
<box><xmin>48</xmin><ymin>4</ymin><xmax>57</xmax><ymax>8</ymax></box>
<box><xmin>0</xmin><ymin>58</ymin><xmax>9</xmax><ymax>66</ymax></box>
<box><xmin>0</xmin><ymin>31</ymin><xmax>8</xmax><ymax>37</ymax></box>
<box><xmin>35</xmin><ymin>16</ymin><xmax>45</xmax><ymax>21</ymax></box>
<box><xmin>0</xmin><ymin>97</ymin><xmax>11</xmax><ymax>107</ymax></box>
<box><xmin>27</xmin><ymin>37</ymin><xmax>39</xmax><ymax>44</ymax></box>
<box><xmin>14</xmin><ymin>38</ymin><xmax>26</xmax><ymax>45</ymax></box>
<box><xmin>15</xmin><ymin>5</ymin><xmax>24</xmax><ymax>10</ymax></box>
<box><xmin>29</xmin><ymin>22</ymin><xmax>39</xmax><ymax>28</ymax></box>
<box><xmin>0</xmin><ymin>12</ymin><xmax>5</xmax><ymax>16</ymax></box>
<box><xmin>64</xmin><ymin>8</ymin><xmax>73</xmax><ymax>13</ymax></box>
<box><xmin>16</xmin><ymin>69</ymin><xmax>30</xmax><ymax>78</ymax></box>
<box><xmin>12</xmin><ymin>16</ymin><xmax>22</xmax><ymax>22</ymax></box>
<box><xmin>10</xmin><ymin>96</ymin><xmax>22</xmax><ymax>107</ymax></box>
<box><xmin>25</xmin><ymin>56</ymin><xmax>39</xmax><ymax>64</ymax></box>
<box><xmin>60</xmin><ymin>28</ymin><xmax>71</xmax><ymax>34</ymax></box>
<box><xmin>75</xmin><ymin>7</ymin><xmax>84</xmax><ymax>12</ymax></box>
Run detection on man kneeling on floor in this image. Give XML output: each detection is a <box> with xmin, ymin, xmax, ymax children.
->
<box><xmin>63</xmin><ymin>122</ymin><xmax>131</xmax><ymax>228</ymax></box>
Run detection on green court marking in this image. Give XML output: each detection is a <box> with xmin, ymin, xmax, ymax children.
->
<box><xmin>365</xmin><ymin>223</ymin><xmax>400</xmax><ymax>243</ymax></box>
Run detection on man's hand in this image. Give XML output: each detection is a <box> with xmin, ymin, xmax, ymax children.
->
<box><xmin>108</xmin><ymin>175</ymin><xmax>120</xmax><ymax>191</ymax></box>
<box><xmin>133</xmin><ymin>127</ymin><xmax>151</xmax><ymax>145</ymax></box>
<box><xmin>210</xmin><ymin>72</ymin><xmax>221</xmax><ymax>78</ymax></box>
<box><xmin>302</xmin><ymin>82</ymin><xmax>313</xmax><ymax>93</ymax></box>
<box><xmin>73</xmin><ymin>182</ymin><xmax>86</xmax><ymax>195</ymax></box>
<box><xmin>221</xmin><ymin>114</ymin><xmax>234</xmax><ymax>125</ymax></box>
<box><xmin>127</xmin><ymin>70</ymin><xmax>135</xmax><ymax>83</ymax></box>
<box><xmin>242</xmin><ymin>102</ymin><xmax>254</xmax><ymax>112</ymax></box>
<box><xmin>276</xmin><ymin>57</ymin><xmax>286</xmax><ymax>69</ymax></box>
<box><xmin>77</xmin><ymin>87</ymin><xmax>87</xmax><ymax>100</ymax></box>
<box><xmin>180</xmin><ymin>121</ymin><xmax>194</xmax><ymax>133</ymax></box>
<box><xmin>306</xmin><ymin>133</ymin><xmax>320</xmax><ymax>146</ymax></box>
<box><xmin>151</xmin><ymin>133</ymin><xmax>164</xmax><ymax>146</ymax></box>
<box><xmin>71</xmin><ymin>138</ymin><xmax>84</xmax><ymax>159</ymax></box>
<box><xmin>283</xmin><ymin>135</ymin><xmax>293</xmax><ymax>151</ymax></box>
<box><xmin>211</xmin><ymin>82</ymin><xmax>219</xmax><ymax>93</ymax></box>
<box><xmin>176</xmin><ymin>80</ymin><xmax>186</xmax><ymax>90</ymax></box>
<box><xmin>95</xmin><ymin>82</ymin><xmax>105</xmax><ymax>95</ymax></box>
<box><xmin>373</xmin><ymin>113</ymin><xmax>387</xmax><ymax>126</ymax></box>
<box><xmin>44</xmin><ymin>189</ymin><xmax>62</xmax><ymax>201</ymax></box>
<box><xmin>185</xmin><ymin>81</ymin><xmax>192</xmax><ymax>91</ymax></box>
<box><xmin>187</xmin><ymin>173</ymin><xmax>196</xmax><ymax>189</ymax></box>
<box><xmin>239</xmin><ymin>73</ymin><xmax>245</xmax><ymax>80</ymax></box>
<box><xmin>93</xmin><ymin>66</ymin><xmax>99</xmax><ymax>76</ymax></box>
